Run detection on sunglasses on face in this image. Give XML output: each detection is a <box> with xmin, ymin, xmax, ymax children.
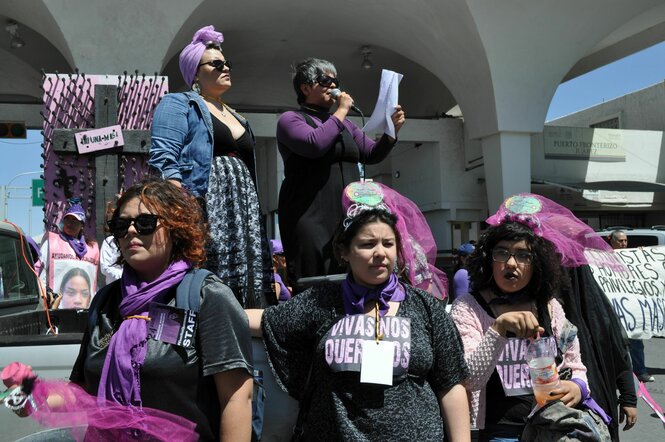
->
<box><xmin>491</xmin><ymin>247</ymin><xmax>534</xmax><ymax>265</ymax></box>
<box><xmin>315</xmin><ymin>74</ymin><xmax>339</xmax><ymax>88</ymax></box>
<box><xmin>107</xmin><ymin>214</ymin><xmax>160</xmax><ymax>239</ymax></box>
<box><xmin>198</xmin><ymin>59</ymin><xmax>233</xmax><ymax>71</ymax></box>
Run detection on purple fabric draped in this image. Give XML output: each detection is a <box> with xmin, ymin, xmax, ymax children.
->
<box><xmin>2</xmin><ymin>362</ymin><xmax>198</xmax><ymax>441</ymax></box>
<box><xmin>341</xmin><ymin>272</ymin><xmax>405</xmax><ymax>316</ymax></box>
<box><xmin>60</xmin><ymin>232</ymin><xmax>87</xmax><ymax>259</ymax></box>
<box><xmin>98</xmin><ymin>260</ymin><xmax>191</xmax><ymax>407</ymax></box>
<box><xmin>570</xmin><ymin>378</ymin><xmax>612</xmax><ymax>425</ymax></box>
<box><xmin>179</xmin><ymin>25</ymin><xmax>224</xmax><ymax>86</ymax></box>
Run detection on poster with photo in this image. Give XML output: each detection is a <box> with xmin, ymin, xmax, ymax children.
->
<box><xmin>52</xmin><ymin>259</ymin><xmax>98</xmax><ymax>309</ymax></box>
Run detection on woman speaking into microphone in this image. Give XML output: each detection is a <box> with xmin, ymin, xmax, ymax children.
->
<box><xmin>277</xmin><ymin>57</ymin><xmax>405</xmax><ymax>289</ymax></box>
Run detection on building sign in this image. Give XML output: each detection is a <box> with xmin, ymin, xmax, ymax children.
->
<box><xmin>74</xmin><ymin>124</ymin><xmax>124</xmax><ymax>154</ymax></box>
<box><xmin>586</xmin><ymin>246</ymin><xmax>665</xmax><ymax>339</ymax></box>
<box><xmin>543</xmin><ymin>126</ymin><xmax>625</xmax><ymax>161</ymax></box>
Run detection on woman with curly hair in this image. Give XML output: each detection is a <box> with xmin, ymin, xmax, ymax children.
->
<box><xmin>70</xmin><ymin>179</ymin><xmax>254</xmax><ymax>441</ymax></box>
<box><xmin>450</xmin><ymin>193</ymin><xmax>615</xmax><ymax>441</ymax></box>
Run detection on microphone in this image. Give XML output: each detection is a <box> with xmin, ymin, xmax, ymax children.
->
<box><xmin>328</xmin><ymin>88</ymin><xmax>363</xmax><ymax>114</ymax></box>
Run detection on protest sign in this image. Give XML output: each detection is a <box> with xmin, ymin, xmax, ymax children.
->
<box><xmin>586</xmin><ymin>246</ymin><xmax>665</xmax><ymax>339</ymax></box>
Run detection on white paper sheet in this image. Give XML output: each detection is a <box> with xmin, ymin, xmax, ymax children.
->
<box><xmin>362</xmin><ymin>69</ymin><xmax>403</xmax><ymax>138</ymax></box>
<box><xmin>360</xmin><ymin>340</ymin><xmax>395</xmax><ymax>385</ymax></box>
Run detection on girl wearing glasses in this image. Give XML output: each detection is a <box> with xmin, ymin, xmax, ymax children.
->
<box><xmin>70</xmin><ymin>179</ymin><xmax>254</xmax><ymax>441</ymax></box>
<box><xmin>149</xmin><ymin>25</ymin><xmax>273</xmax><ymax>309</ymax></box>
<box><xmin>450</xmin><ymin>193</ymin><xmax>616</xmax><ymax>441</ymax></box>
<box><xmin>276</xmin><ymin>57</ymin><xmax>406</xmax><ymax>289</ymax></box>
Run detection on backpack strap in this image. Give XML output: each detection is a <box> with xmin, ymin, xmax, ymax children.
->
<box><xmin>176</xmin><ymin>268</ymin><xmax>213</xmax><ymax>313</ymax></box>
<box><xmin>88</xmin><ymin>269</ymin><xmax>212</xmax><ymax>334</ymax></box>
<box><xmin>87</xmin><ymin>280</ymin><xmax>121</xmax><ymax>335</ymax></box>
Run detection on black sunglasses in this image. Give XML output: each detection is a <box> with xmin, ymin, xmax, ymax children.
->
<box><xmin>316</xmin><ymin>74</ymin><xmax>339</xmax><ymax>88</ymax></box>
<box><xmin>107</xmin><ymin>214</ymin><xmax>160</xmax><ymax>239</ymax></box>
<box><xmin>198</xmin><ymin>59</ymin><xmax>232</xmax><ymax>71</ymax></box>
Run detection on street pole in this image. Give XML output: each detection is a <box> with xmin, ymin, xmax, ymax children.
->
<box><xmin>0</xmin><ymin>185</ymin><xmax>5</xmax><ymax>220</ymax></box>
<box><xmin>4</xmin><ymin>171</ymin><xmax>41</xmax><ymax>221</ymax></box>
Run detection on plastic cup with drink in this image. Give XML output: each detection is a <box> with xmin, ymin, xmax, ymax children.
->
<box><xmin>526</xmin><ymin>336</ymin><xmax>563</xmax><ymax>406</ymax></box>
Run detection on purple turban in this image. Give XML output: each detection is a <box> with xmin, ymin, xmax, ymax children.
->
<box><xmin>179</xmin><ymin>25</ymin><xmax>224</xmax><ymax>87</ymax></box>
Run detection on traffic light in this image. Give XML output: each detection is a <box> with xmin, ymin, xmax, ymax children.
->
<box><xmin>0</xmin><ymin>121</ymin><xmax>26</xmax><ymax>138</ymax></box>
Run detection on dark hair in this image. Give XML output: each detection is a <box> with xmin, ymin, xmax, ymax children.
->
<box><xmin>292</xmin><ymin>57</ymin><xmax>337</xmax><ymax>105</ymax></box>
<box><xmin>110</xmin><ymin>178</ymin><xmax>207</xmax><ymax>267</ymax></box>
<box><xmin>59</xmin><ymin>267</ymin><xmax>91</xmax><ymax>295</ymax></box>
<box><xmin>467</xmin><ymin>222</ymin><xmax>568</xmax><ymax>306</ymax></box>
<box><xmin>332</xmin><ymin>209</ymin><xmax>407</xmax><ymax>280</ymax></box>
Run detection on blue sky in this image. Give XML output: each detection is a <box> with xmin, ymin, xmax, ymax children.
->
<box><xmin>2</xmin><ymin>41</ymin><xmax>665</xmax><ymax>236</ymax></box>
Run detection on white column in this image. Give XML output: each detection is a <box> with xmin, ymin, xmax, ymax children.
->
<box><xmin>481</xmin><ymin>132</ymin><xmax>532</xmax><ymax>212</ymax></box>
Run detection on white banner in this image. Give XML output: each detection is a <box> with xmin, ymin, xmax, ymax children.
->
<box><xmin>586</xmin><ymin>246</ymin><xmax>665</xmax><ymax>339</ymax></box>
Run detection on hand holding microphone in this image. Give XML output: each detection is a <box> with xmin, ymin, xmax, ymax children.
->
<box><xmin>328</xmin><ymin>88</ymin><xmax>363</xmax><ymax>114</ymax></box>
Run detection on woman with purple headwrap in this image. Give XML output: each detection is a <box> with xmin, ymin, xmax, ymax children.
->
<box><xmin>149</xmin><ymin>25</ymin><xmax>273</xmax><ymax>309</ymax></box>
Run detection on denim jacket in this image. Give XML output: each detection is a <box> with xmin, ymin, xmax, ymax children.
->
<box><xmin>149</xmin><ymin>90</ymin><xmax>255</xmax><ymax>197</ymax></box>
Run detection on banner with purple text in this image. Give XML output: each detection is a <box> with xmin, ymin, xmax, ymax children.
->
<box><xmin>586</xmin><ymin>246</ymin><xmax>665</xmax><ymax>339</ymax></box>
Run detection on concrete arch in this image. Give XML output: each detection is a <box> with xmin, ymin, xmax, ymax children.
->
<box><xmin>2</xmin><ymin>1</ymin><xmax>75</xmax><ymax>71</ymax></box>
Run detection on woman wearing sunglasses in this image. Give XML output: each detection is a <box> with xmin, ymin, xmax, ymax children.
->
<box><xmin>276</xmin><ymin>57</ymin><xmax>406</xmax><ymax>289</ymax></box>
<box><xmin>149</xmin><ymin>25</ymin><xmax>273</xmax><ymax>309</ymax></box>
<box><xmin>450</xmin><ymin>194</ymin><xmax>615</xmax><ymax>441</ymax></box>
<box><xmin>70</xmin><ymin>179</ymin><xmax>254</xmax><ymax>441</ymax></box>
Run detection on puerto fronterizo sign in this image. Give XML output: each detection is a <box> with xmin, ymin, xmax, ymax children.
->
<box><xmin>543</xmin><ymin>126</ymin><xmax>625</xmax><ymax>162</ymax></box>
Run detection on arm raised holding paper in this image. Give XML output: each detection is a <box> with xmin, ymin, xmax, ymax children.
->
<box><xmin>276</xmin><ymin>57</ymin><xmax>406</xmax><ymax>286</ymax></box>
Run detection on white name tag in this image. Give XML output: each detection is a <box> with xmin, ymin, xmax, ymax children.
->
<box><xmin>360</xmin><ymin>340</ymin><xmax>395</xmax><ymax>385</ymax></box>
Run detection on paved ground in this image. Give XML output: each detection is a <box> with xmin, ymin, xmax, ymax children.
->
<box><xmin>621</xmin><ymin>337</ymin><xmax>665</xmax><ymax>442</ymax></box>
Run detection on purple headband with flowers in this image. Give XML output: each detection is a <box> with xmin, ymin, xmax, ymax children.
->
<box><xmin>486</xmin><ymin>193</ymin><xmax>617</xmax><ymax>268</ymax></box>
<box><xmin>342</xmin><ymin>181</ymin><xmax>448</xmax><ymax>300</ymax></box>
<box><xmin>179</xmin><ymin>25</ymin><xmax>224</xmax><ymax>87</ymax></box>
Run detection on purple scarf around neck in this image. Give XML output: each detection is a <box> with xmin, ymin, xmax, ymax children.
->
<box><xmin>98</xmin><ymin>260</ymin><xmax>191</xmax><ymax>407</ymax></box>
<box><xmin>341</xmin><ymin>272</ymin><xmax>406</xmax><ymax>316</ymax></box>
<box><xmin>60</xmin><ymin>232</ymin><xmax>87</xmax><ymax>259</ymax></box>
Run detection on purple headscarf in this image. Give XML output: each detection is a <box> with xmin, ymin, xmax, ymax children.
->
<box><xmin>98</xmin><ymin>260</ymin><xmax>190</xmax><ymax>407</ymax></box>
<box><xmin>179</xmin><ymin>25</ymin><xmax>224</xmax><ymax>87</ymax></box>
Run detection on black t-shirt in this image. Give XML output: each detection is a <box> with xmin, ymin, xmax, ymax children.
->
<box><xmin>262</xmin><ymin>282</ymin><xmax>469</xmax><ymax>441</ymax></box>
<box><xmin>70</xmin><ymin>275</ymin><xmax>253</xmax><ymax>441</ymax></box>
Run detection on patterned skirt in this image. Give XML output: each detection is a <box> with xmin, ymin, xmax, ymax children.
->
<box><xmin>205</xmin><ymin>155</ymin><xmax>274</xmax><ymax>308</ymax></box>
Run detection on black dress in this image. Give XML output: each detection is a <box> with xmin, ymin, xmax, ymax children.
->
<box><xmin>276</xmin><ymin>107</ymin><xmax>394</xmax><ymax>288</ymax></box>
<box><xmin>205</xmin><ymin>115</ymin><xmax>274</xmax><ymax>308</ymax></box>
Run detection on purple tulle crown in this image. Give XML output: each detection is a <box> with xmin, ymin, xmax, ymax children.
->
<box><xmin>342</xmin><ymin>181</ymin><xmax>448</xmax><ymax>300</ymax></box>
<box><xmin>486</xmin><ymin>193</ymin><xmax>617</xmax><ymax>268</ymax></box>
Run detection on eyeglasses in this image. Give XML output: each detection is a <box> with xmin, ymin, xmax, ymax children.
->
<box><xmin>198</xmin><ymin>59</ymin><xmax>232</xmax><ymax>71</ymax></box>
<box><xmin>316</xmin><ymin>74</ymin><xmax>339</xmax><ymax>88</ymax></box>
<box><xmin>107</xmin><ymin>214</ymin><xmax>160</xmax><ymax>239</ymax></box>
<box><xmin>492</xmin><ymin>248</ymin><xmax>533</xmax><ymax>265</ymax></box>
